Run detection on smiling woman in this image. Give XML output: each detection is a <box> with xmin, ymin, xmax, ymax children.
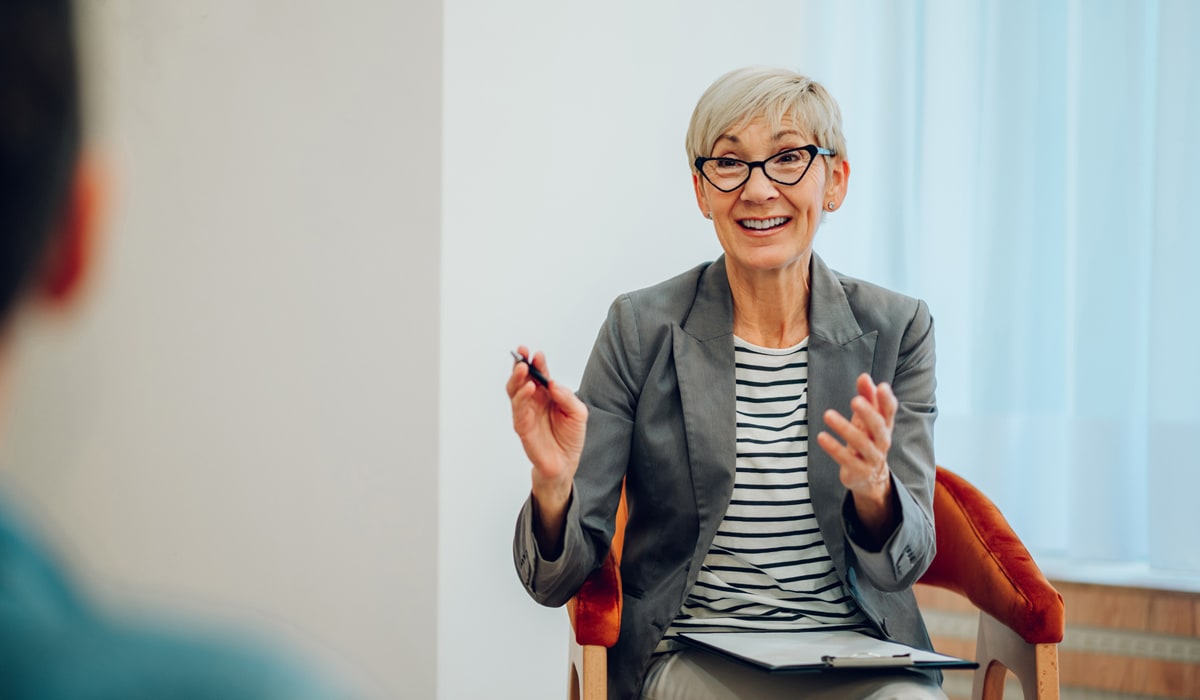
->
<box><xmin>507</xmin><ymin>66</ymin><xmax>946</xmax><ymax>700</ymax></box>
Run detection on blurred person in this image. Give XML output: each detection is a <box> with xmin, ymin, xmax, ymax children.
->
<box><xmin>508</xmin><ymin>66</ymin><xmax>944</xmax><ymax>699</ymax></box>
<box><xmin>0</xmin><ymin>0</ymin><xmax>349</xmax><ymax>696</ymax></box>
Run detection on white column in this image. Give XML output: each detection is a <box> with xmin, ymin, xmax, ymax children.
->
<box><xmin>2</xmin><ymin>2</ymin><xmax>441</xmax><ymax>697</ymax></box>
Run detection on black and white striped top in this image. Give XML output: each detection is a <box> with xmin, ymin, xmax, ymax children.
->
<box><xmin>660</xmin><ymin>336</ymin><xmax>868</xmax><ymax>647</ymax></box>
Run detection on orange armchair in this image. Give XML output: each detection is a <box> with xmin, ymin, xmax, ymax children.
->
<box><xmin>566</xmin><ymin>466</ymin><xmax>1065</xmax><ymax>700</ymax></box>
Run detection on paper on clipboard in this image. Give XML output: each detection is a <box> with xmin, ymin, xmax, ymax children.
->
<box><xmin>677</xmin><ymin>629</ymin><xmax>977</xmax><ymax>673</ymax></box>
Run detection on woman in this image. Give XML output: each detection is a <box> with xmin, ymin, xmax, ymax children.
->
<box><xmin>508</xmin><ymin>66</ymin><xmax>942</xmax><ymax>700</ymax></box>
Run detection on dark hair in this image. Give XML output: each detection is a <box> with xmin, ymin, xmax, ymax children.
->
<box><xmin>0</xmin><ymin>0</ymin><xmax>81</xmax><ymax>319</ymax></box>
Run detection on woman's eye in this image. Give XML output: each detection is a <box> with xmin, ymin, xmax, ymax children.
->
<box><xmin>775</xmin><ymin>150</ymin><xmax>806</xmax><ymax>164</ymax></box>
<box><xmin>715</xmin><ymin>158</ymin><xmax>741</xmax><ymax>169</ymax></box>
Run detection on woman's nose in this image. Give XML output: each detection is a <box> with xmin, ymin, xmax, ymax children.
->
<box><xmin>740</xmin><ymin>165</ymin><xmax>779</xmax><ymax>202</ymax></box>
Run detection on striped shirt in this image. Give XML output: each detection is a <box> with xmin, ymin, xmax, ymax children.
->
<box><xmin>660</xmin><ymin>336</ymin><xmax>868</xmax><ymax>647</ymax></box>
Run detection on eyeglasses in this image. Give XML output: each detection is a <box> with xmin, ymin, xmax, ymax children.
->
<box><xmin>694</xmin><ymin>144</ymin><xmax>836</xmax><ymax>193</ymax></box>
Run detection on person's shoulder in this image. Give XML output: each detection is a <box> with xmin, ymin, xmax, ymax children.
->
<box><xmin>834</xmin><ymin>268</ymin><xmax>919</xmax><ymax>306</ymax></box>
<box><xmin>617</xmin><ymin>259</ymin><xmax>715</xmax><ymax>321</ymax></box>
<box><xmin>102</xmin><ymin>620</ymin><xmax>352</xmax><ymax>700</ymax></box>
<box><xmin>1</xmin><ymin>613</ymin><xmax>353</xmax><ymax>700</ymax></box>
<box><xmin>830</xmin><ymin>267</ymin><xmax>929</xmax><ymax>330</ymax></box>
<box><xmin>0</xmin><ymin>494</ymin><xmax>352</xmax><ymax>700</ymax></box>
<box><xmin>0</xmin><ymin>491</ymin><xmax>87</xmax><ymax>618</ymax></box>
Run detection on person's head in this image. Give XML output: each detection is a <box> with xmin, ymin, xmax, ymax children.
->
<box><xmin>0</xmin><ymin>0</ymin><xmax>97</xmax><ymax>333</ymax></box>
<box><xmin>686</xmin><ymin>67</ymin><xmax>850</xmax><ymax>279</ymax></box>
<box><xmin>686</xmin><ymin>66</ymin><xmax>847</xmax><ymax>174</ymax></box>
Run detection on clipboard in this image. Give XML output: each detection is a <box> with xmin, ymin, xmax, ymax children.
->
<box><xmin>677</xmin><ymin>629</ymin><xmax>978</xmax><ymax>673</ymax></box>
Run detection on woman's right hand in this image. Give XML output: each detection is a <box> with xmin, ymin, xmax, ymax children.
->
<box><xmin>506</xmin><ymin>346</ymin><xmax>588</xmax><ymax>554</ymax></box>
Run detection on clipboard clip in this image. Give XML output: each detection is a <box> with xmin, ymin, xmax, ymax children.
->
<box><xmin>822</xmin><ymin>652</ymin><xmax>913</xmax><ymax>668</ymax></box>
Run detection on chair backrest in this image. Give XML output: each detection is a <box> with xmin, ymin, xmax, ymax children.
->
<box><xmin>919</xmin><ymin>466</ymin><xmax>1064</xmax><ymax>644</ymax></box>
<box><xmin>611</xmin><ymin>488</ymin><xmax>628</xmax><ymax>565</ymax></box>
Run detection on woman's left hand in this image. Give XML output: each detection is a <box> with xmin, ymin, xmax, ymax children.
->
<box><xmin>816</xmin><ymin>374</ymin><xmax>898</xmax><ymax>534</ymax></box>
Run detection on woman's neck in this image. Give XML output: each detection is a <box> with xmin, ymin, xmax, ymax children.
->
<box><xmin>727</xmin><ymin>256</ymin><xmax>811</xmax><ymax>348</ymax></box>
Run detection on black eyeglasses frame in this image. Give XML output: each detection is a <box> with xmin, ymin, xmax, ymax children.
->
<box><xmin>693</xmin><ymin>144</ymin><xmax>837</xmax><ymax>193</ymax></box>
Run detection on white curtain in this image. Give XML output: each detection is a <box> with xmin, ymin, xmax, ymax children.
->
<box><xmin>805</xmin><ymin>0</ymin><xmax>1199</xmax><ymax>577</ymax></box>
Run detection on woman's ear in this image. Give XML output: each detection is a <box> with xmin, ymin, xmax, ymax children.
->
<box><xmin>37</xmin><ymin>156</ymin><xmax>106</xmax><ymax>308</ymax></box>
<box><xmin>825</xmin><ymin>158</ymin><xmax>850</xmax><ymax>208</ymax></box>
<box><xmin>692</xmin><ymin>172</ymin><xmax>711</xmax><ymax>219</ymax></box>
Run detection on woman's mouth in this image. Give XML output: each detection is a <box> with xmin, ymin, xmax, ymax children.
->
<box><xmin>738</xmin><ymin>216</ymin><xmax>790</xmax><ymax>232</ymax></box>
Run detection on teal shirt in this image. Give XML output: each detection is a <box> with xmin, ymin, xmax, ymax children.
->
<box><xmin>0</xmin><ymin>495</ymin><xmax>347</xmax><ymax>699</ymax></box>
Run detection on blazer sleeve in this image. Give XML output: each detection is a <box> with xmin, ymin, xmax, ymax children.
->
<box><xmin>512</xmin><ymin>294</ymin><xmax>640</xmax><ymax>608</ymax></box>
<box><xmin>842</xmin><ymin>298</ymin><xmax>938</xmax><ymax>592</ymax></box>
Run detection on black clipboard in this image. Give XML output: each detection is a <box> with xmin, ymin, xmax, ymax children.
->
<box><xmin>677</xmin><ymin>629</ymin><xmax>978</xmax><ymax>673</ymax></box>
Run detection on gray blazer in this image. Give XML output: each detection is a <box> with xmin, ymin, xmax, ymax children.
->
<box><xmin>514</xmin><ymin>254</ymin><xmax>939</xmax><ymax>699</ymax></box>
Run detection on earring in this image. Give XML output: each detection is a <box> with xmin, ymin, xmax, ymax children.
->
<box><xmin>705</xmin><ymin>211</ymin><xmax>713</xmax><ymax>219</ymax></box>
<box><xmin>826</xmin><ymin>202</ymin><xmax>836</xmax><ymax>211</ymax></box>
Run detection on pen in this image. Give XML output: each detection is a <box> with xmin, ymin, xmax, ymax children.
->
<box><xmin>510</xmin><ymin>350</ymin><xmax>549</xmax><ymax>387</ymax></box>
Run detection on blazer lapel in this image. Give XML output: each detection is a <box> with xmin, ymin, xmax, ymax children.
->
<box><xmin>670</xmin><ymin>253</ymin><xmax>878</xmax><ymax>579</ymax></box>
<box><xmin>672</xmin><ymin>257</ymin><xmax>737</xmax><ymax>563</ymax></box>
<box><xmin>806</xmin><ymin>253</ymin><xmax>878</xmax><ymax>576</ymax></box>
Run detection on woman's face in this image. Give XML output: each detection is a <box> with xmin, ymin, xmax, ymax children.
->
<box><xmin>693</xmin><ymin>114</ymin><xmax>848</xmax><ymax>280</ymax></box>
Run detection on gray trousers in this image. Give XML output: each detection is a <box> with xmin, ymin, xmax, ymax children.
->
<box><xmin>641</xmin><ymin>649</ymin><xmax>948</xmax><ymax>700</ymax></box>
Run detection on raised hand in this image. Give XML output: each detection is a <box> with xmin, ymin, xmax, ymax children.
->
<box><xmin>816</xmin><ymin>373</ymin><xmax>899</xmax><ymax>542</ymax></box>
<box><xmin>506</xmin><ymin>345</ymin><xmax>588</xmax><ymax>554</ymax></box>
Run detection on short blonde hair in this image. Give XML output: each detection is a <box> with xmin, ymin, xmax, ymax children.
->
<box><xmin>686</xmin><ymin>66</ymin><xmax>846</xmax><ymax>171</ymax></box>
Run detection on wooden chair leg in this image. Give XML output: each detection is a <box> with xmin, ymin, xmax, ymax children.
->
<box><xmin>1028</xmin><ymin>644</ymin><xmax>1060</xmax><ymax>700</ymax></box>
<box><xmin>973</xmin><ymin>611</ymin><xmax>1060</xmax><ymax>700</ymax></box>
<box><xmin>568</xmin><ymin>633</ymin><xmax>607</xmax><ymax>700</ymax></box>
<box><xmin>974</xmin><ymin>659</ymin><xmax>1009</xmax><ymax>700</ymax></box>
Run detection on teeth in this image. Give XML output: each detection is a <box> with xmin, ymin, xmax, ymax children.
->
<box><xmin>740</xmin><ymin>217</ymin><xmax>788</xmax><ymax>230</ymax></box>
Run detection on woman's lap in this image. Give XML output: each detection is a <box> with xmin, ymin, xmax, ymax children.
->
<box><xmin>641</xmin><ymin>649</ymin><xmax>947</xmax><ymax>700</ymax></box>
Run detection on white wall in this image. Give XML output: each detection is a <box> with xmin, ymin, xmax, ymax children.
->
<box><xmin>1</xmin><ymin>2</ymin><xmax>440</xmax><ymax>698</ymax></box>
<box><xmin>0</xmin><ymin>2</ymin><xmax>994</xmax><ymax>699</ymax></box>
<box><xmin>438</xmin><ymin>1</ymin><xmax>897</xmax><ymax>697</ymax></box>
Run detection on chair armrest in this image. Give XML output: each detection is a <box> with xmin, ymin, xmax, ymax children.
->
<box><xmin>919</xmin><ymin>467</ymin><xmax>1065</xmax><ymax>644</ymax></box>
<box><xmin>567</xmin><ymin>552</ymin><xmax>622</xmax><ymax>647</ymax></box>
<box><xmin>568</xmin><ymin>483</ymin><xmax>628</xmax><ymax>648</ymax></box>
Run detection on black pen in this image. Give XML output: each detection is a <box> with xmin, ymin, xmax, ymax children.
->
<box><xmin>510</xmin><ymin>350</ymin><xmax>549</xmax><ymax>387</ymax></box>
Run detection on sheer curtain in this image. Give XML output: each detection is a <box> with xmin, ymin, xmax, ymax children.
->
<box><xmin>805</xmin><ymin>0</ymin><xmax>1199</xmax><ymax>580</ymax></box>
